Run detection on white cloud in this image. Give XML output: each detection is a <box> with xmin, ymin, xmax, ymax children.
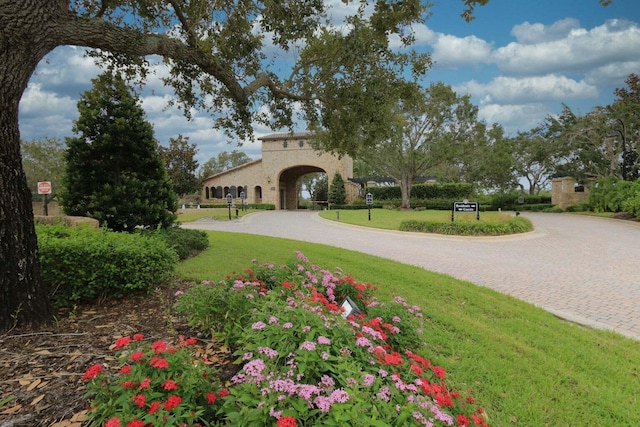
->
<box><xmin>456</xmin><ymin>74</ymin><xmax>598</xmax><ymax>104</ymax></box>
<box><xmin>511</xmin><ymin>18</ymin><xmax>581</xmax><ymax>44</ymax></box>
<box><xmin>478</xmin><ymin>103</ymin><xmax>550</xmax><ymax>133</ymax></box>
<box><xmin>431</xmin><ymin>33</ymin><xmax>493</xmax><ymax>68</ymax></box>
<box><xmin>493</xmin><ymin>19</ymin><xmax>640</xmax><ymax>76</ymax></box>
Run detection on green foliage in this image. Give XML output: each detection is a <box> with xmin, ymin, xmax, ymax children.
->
<box><xmin>37</xmin><ymin>224</ymin><xmax>177</xmax><ymax>307</ymax></box>
<box><xmin>588</xmin><ymin>177</ymin><xmax>633</xmax><ymax>212</ymax></box>
<box><xmin>488</xmin><ymin>192</ymin><xmax>551</xmax><ymax>210</ymax></box>
<box><xmin>61</xmin><ymin>72</ymin><xmax>177</xmax><ymax>232</ymax></box>
<box><xmin>175</xmin><ymin>252</ymin><xmax>486</xmax><ymax>426</ymax></box>
<box><xmin>399</xmin><ymin>216</ymin><xmax>533</xmax><ymax>236</ymax></box>
<box><xmin>83</xmin><ymin>335</ymin><xmax>227</xmax><ymax>426</ymax></box>
<box><xmin>368</xmin><ymin>183</ymin><xmax>472</xmax><ymax>201</ymax></box>
<box><xmin>198</xmin><ymin>203</ymin><xmax>275</xmax><ymax>210</ymax></box>
<box><xmin>20</xmin><ymin>137</ymin><xmax>66</xmax><ymax>199</ymax></box>
<box><xmin>328</xmin><ymin>172</ymin><xmax>346</xmax><ymax>205</ymax></box>
<box><xmin>621</xmin><ymin>179</ymin><xmax>640</xmax><ymax>218</ymax></box>
<box><xmin>139</xmin><ymin>227</ymin><xmax>209</xmax><ymax>260</ymax></box>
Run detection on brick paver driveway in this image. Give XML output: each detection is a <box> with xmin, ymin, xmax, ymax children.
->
<box><xmin>183</xmin><ymin>211</ymin><xmax>640</xmax><ymax>340</ymax></box>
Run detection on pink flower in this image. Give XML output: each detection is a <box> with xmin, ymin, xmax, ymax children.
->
<box><xmin>105</xmin><ymin>417</ymin><xmax>121</xmax><ymax>427</ymax></box>
<box><xmin>126</xmin><ymin>421</ymin><xmax>145</xmax><ymax>427</ymax></box>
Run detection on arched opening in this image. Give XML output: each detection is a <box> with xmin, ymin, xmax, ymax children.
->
<box><xmin>277</xmin><ymin>165</ymin><xmax>326</xmax><ymax>210</ymax></box>
<box><xmin>254</xmin><ymin>186</ymin><xmax>262</xmax><ymax>202</ymax></box>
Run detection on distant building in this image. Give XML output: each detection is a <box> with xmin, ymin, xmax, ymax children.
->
<box><xmin>201</xmin><ymin>132</ymin><xmax>356</xmax><ymax>209</ymax></box>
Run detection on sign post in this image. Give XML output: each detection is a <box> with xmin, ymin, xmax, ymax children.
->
<box><xmin>37</xmin><ymin>181</ymin><xmax>52</xmax><ymax>216</ymax></box>
<box><xmin>240</xmin><ymin>190</ymin><xmax>246</xmax><ymax>211</ymax></box>
<box><xmin>452</xmin><ymin>199</ymin><xmax>480</xmax><ymax>222</ymax></box>
<box><xmin>365</xmin><ymin>192</ymin><xmax>373</xmax><ymax>221</ymax></box>
<box><xmin>226</xmin><ymin>193</ymin><xmax>233</xmax><ymax>220</ymax></box>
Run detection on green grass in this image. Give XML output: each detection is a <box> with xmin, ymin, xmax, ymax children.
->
<box><xmin>177</xmin><ymin>231</ymin><xmax>640</xmax><ymax>426</ymax></box>
<box><xmin>176</xmin><ymin>208</ymin><xmax>258</xmax><ymax>223</ymax></box>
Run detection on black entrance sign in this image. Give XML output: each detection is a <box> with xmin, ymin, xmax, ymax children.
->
<box><xmin>451</xmin><ymin>201</ymin><xmax>480</xmax><ymax>221</ymax></box>
<box><xmin>453</xmin><ymin>202</ymin><xmax>478</xmax><ymax>212</ymax></box>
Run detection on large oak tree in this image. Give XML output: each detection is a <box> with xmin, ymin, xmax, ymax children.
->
<box><xmin>0</xmin><ymin>0</ymin><xmax>611</xmax><ymax>330</ymax></box>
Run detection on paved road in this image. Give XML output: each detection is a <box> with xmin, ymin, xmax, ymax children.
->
<box><xmin>182</xmin><ymin>211</ymin><xmax>640</xmax><ymax>341</ymax></box>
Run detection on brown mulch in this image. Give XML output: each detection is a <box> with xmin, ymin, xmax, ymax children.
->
<box><xmin>0</xmin><ymin>281</ymin><xmax>237</xmax><ymax>427</ymax></box>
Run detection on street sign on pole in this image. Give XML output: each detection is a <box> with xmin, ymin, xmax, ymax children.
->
<box><xmin>37</xmin><ymin>181</ymin><xmax>52</xmax><ymax>195</ymax></box>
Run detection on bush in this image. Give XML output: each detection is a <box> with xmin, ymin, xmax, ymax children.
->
<box><xmin>139</xmin><ymin>227</ymin><xmax>209</xmax><ymax>260</ymax></box>
<box><xmin>621</xmin><ymin>180</ymin><xmax>640</xmax><ymax>218</ymax></box>
<box><xmin>171</xmin><ymin>252</ymin><xmax>489</xmax><ymax>426</ymax></box>
<box><xmin>588</xmin><ymin>177</ymin><xmax>633</xmax><ymax>213</ymax></box>
<box><xmin>399</xmin><ymin>216</ymin><xmax>533</xmax><ymax>236</ymax></box>
<box><xmin>37</xmin><ymin>224</ymin><xmax>177</xmax><ymax>307</ymax></box>
<box><xmin>488</xmin><ymin>192</ymin><xmax>552</xmax><ymax>211</ymax></box>
<box><xmin>367</xmin><ymin>183</ymin><xmax>472</xmax><ymax>201</ymax></box>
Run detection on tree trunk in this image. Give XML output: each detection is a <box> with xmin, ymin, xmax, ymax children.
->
<box><xmin>0</xmin><ymin>2</ymin><xmax>59</xmax><ymax>330</ymax></box>
<box><xmin>400</xmin><ymin>175</ymin><xmax>413</xmax><ymax>209</ymax></box>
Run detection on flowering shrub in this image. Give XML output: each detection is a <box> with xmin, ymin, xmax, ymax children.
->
<box><xmin>85</xmin><ymin>252</ymin><xmax>489</xmax><ymax>426</ymax></box>
<box><xmin>175</xmin><ymin>251</ymin><xmax>490</xmax><ymax>427</ymax></box>
<box><xmin>83</xmin><ymin>334</ymin><xmax>228</xmax><ymax>426</ymax></box>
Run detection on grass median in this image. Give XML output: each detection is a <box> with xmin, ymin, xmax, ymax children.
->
<box><xmin>319</xmin><ymin>208</ymin><xmax>533</xmax><ymax>236</ymax></box>
<box><xmin>177</xmin><ymin>231</ymin><xmax>640</xmax><ymax>426</ymax></box>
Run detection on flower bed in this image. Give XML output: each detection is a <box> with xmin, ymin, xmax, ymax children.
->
<box><xmin>83</xmin><ymin>252</ymin><xmax>489</xmax><ymax>426</ymax></box>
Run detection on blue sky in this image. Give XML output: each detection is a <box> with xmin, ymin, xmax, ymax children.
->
<box><xmin>18</xmin><ymin>0</ymin><xmax>640</xmax><ymax>167</ymax></box>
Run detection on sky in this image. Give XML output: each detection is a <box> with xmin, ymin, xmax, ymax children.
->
<box><xmin>18</xmin><ymin>0</ymin><xmax>640</xmax><ymax>168</ymax></box>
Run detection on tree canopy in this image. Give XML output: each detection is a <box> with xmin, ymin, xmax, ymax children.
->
<box><xmin>160</xmin><ymin>135</ymin><xmax>200</xmax><ymax>196</ymax></box>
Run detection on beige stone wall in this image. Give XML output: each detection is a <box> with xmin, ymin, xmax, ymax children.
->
<box><xmin>201</xmin><ymin>132</ymin><xmax>355</xmax><ymax>209</ymax></box>
<box><xmin>551</xmin><ymin>177</ymin><xmax>591</xmax><ymax>209</ymax></box>
<box><xmin>32</xmin><ymin>201</ymin><xmax>62</xmax><ymax>216</ymax></box>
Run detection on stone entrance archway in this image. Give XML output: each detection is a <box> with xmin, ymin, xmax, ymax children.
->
<box><xmin>201</xmin><ymin>132</ymin><xmax>356</xmax><ymax>209</ymax></box>
<box><xmin>278</xmin><ymin>165</ymin><xmax>325</xmax><ymax>210</ymax></box>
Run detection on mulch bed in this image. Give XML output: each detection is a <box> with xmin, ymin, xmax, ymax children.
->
<box><xmin>0</xmin><ymin>281</ymin><xmax>236</xmax><ymax>427</ymax></box>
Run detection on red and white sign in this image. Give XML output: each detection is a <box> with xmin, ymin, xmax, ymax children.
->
<box><xmin>37</xmin><ymin>181</ymin><xmax>52</xmax><ymax>195</ymax></box>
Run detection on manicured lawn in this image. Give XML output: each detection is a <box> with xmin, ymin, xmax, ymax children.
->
<box><xmin>176</xmin><ymin>208</ymin><xmax>259</xmax><ymax>222</ymax></box>
<box><xmin>177</xmin><ymin>231</ymin><xmax>640</xmax><ymax>426</ymax></box>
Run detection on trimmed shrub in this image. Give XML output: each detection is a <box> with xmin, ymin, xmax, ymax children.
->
<box><xmin>139</xmin><ymin>227</ymin><xmax>209</xmax><ymax>260</ymax></box>
<box><xmin>367</xmin><ymin>183</ymin><xmax>472</xmax><ymax>201</ymax></box>
<box><xmin>399</xmin><ymin>216</ymin><xmax>533</xmax><ymax>236</ymax></box>
<box><xmin>37</xmin><ymin>224</ymin><xmax>177</xmax><ymax>307</ymax></box>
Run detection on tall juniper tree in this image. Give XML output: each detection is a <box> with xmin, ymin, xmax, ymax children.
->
<box><xmin>61</xmin><ymin>73</ymin><xmax>177</xmax><ymax>231</ymax></box>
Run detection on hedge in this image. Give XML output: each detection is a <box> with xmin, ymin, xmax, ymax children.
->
<box><xmin>367</xmin><ymin>183</ymin><xmax>472</xmax><ymax>201</ymax></box>
<box><xmin>399</xmin><ymin>216</ymin><xmax>533</xmax><ymax>236</ymax></box>
<box><xmin>37</xmin><ymin>224</ymin><xmax>177</xmax><ymax>307</ymax></box>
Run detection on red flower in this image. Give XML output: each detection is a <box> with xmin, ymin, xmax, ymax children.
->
<box><xmin>133</xmin><ymin>333</ymin><xmax>145</xmax><ymax>341</ymax></box>
<box><xmin>126</xmin><ymin>421</ymin><xmax>145</xmax><ymax>427</ymax></box>
<box><xmin>129</xmin><ymin>351</ymin><xmax>144</xmax><ymax>362</ymax></box>
<box><xmin>164</xmin><ymin>395</ymin><xmax>182</xmax><ymax>411</ymax></box>
<box><xmin>206</xmin><ymin>392</ymin><xmax>217</xmax><ymax>404</ymax></box>
<box><xmin>122</xmin><ymin>380</ymin><xmax>136</xmax><ymax>389</ymax></box>
<box><xmin>115</xmin><ymin>336</ymin><xmax>131</xmax><ymax>350</ymax></box>
<box><xmin>162</xmin><ymin>379</ymin><xmax>178</xmax><ymax>391</ymax></box>
<box><xmin>435</xmin><ymin>392</ymin><xmax>454</xmax><ymax>407</ymax></box>
<box><xmin>133</xmin><ymin>394</ymin><xmax>146</xmax><ymax>408</ymax></box>
<box><xmin>151</xmin><ymin>341</ymin><xmax>167</xmax><ymax>354</ymax></box>
<box><xmin>219</xmin><ymin>389</ymin><xmax>229</xmax><ymax>398</ymax></box>
<box><xmin>456</xmin><ymin>415</ymin><xmax>470</xmax><ymax>426</ymax></box>
<box><xmin>431</xmin><ymin>366</ymin><xmax>446</xmax><ymax>379</ymax></box>
<box><xmin>410</xmin><ymin>364</ymin><xmax>423</xmax><ymax>377</ymax></box>
<box><xmin>140</xmin><ymin>377</ymin><xmax>151</xmax><ymax>389</ymax></box>
<box><xmin>119</xmin><ymin>365</ymin><xmax>132</xmax><ymax>375</ymax></box>
<box><xmin>276</xmin><ymin>416</ymin><xmax>297</xmax><ymax>427</ymax></box>
<box><xmin>148</xmin><ymin>401</ymin><xmax>161</xmax><ymax>415</ymax></box>
<box><xmin>82</xmin><ymin>364</ymin><xmax>102</xmax><ymax>380</ymax></box>
<box><xmin>105</xmin><ymin>417</ymin><xmax>121</xmax><ymax>427</ymax></box>
<box><xmin>150</xmin><ymin>357</ymin><xmax>169</xmax><ymax>369</ymax></box>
